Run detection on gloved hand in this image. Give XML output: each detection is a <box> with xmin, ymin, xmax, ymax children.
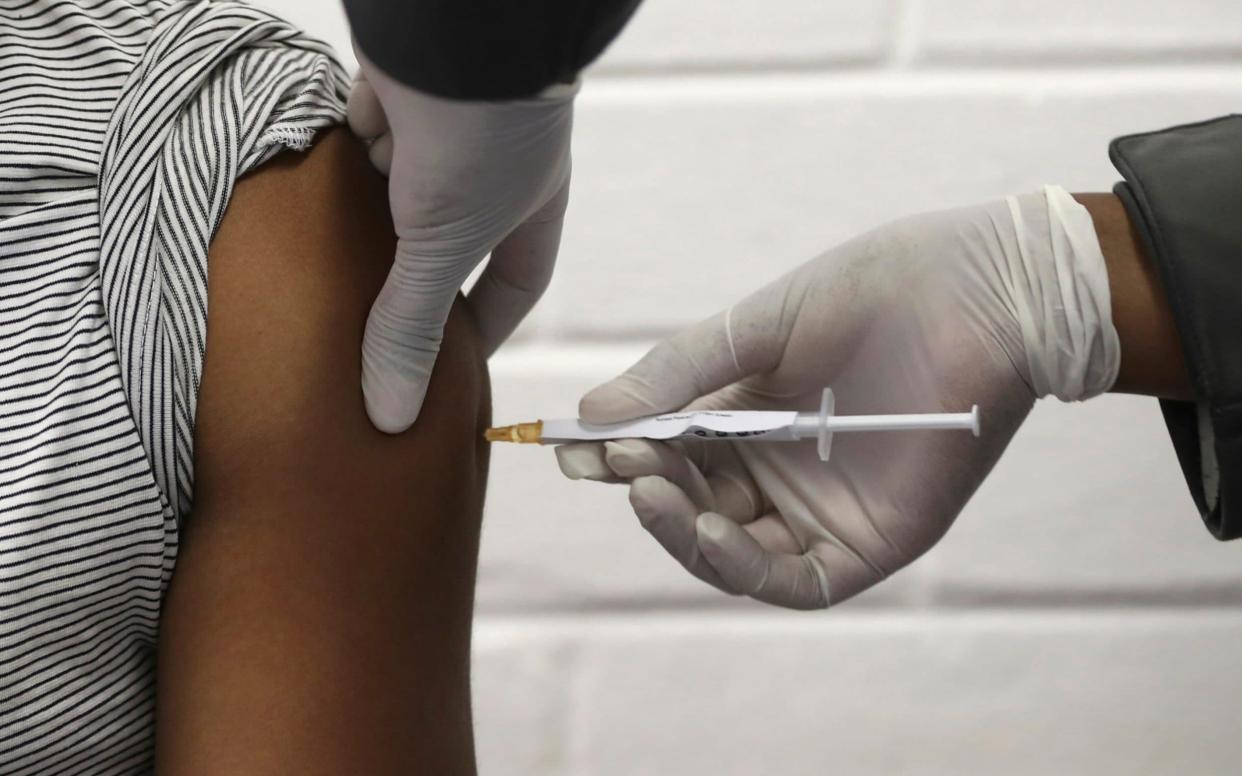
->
<box><xmin>348</xmin><ymin>43</ymin><xmax>576</xmax><ymax>432</ymax></box>
<box><xmin>557</xmin><ymin>186</ymin><xmax>1120</xmax><ymax>609</ymax></box>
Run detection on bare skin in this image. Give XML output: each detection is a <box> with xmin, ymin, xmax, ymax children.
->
<box><xmin>1074</xmin><ymin>192</ymin><xmax>1192</xmax><ymax>401</ymax></box>
<box><xmin>153</xmin><ymin>127</ymin><xmax>487</xmax><ymax>775</ymax></box>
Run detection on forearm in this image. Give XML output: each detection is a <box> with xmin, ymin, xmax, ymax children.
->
<box><xmin>1073</xmin><ymin>192</ymin><xmax>1193</xmax><ymax>401</ymax></box>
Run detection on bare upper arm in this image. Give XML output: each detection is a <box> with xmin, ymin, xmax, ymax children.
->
<box><xmin>154</xmin><ymin>127</ymin><xmax>489</xmax><ymax>775</ymax></box>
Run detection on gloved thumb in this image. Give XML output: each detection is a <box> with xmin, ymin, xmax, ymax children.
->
<box><xmin>579</xmin><ymin>296</ymin><xmax>787</xmax><ymax>424</ymax></box>
<box><xmin>361</xmin><ymin>245</ymin><xmax>474</xmax><ymax>433</ymax></box>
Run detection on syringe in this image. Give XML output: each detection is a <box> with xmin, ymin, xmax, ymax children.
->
<box><xmin>485</xmin><ymin>389</ymin><xmax>980</xmax><ymax>462</ymax></box>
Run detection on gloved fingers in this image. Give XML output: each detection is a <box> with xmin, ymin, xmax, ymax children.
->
<box><xmin>684</xmin><ymin>376</ymin><xmax>804</xmax><ymax>415</ymax></box>
<box><xmin>704</xmin><ymin>470</ymin><xmax>765</xmax><ymax>524</ymax></box>
<box><xmin>669</xmin><ymin>439</ymin><xmax>763</xmax><ymax>522</ymax></box>
<box><xmin>346</xmin><ymin>71</ymin><xmax>393</xmax><ymax>174</ymax></box>
<box><xmin>555</xmin><ymin>442</ymin><xmax>623</xmax><ymax>483</ymax></box>
<box><xmin>696</xmin><ymin>513</ymin><xmax>830</xmax><ymax>609</ymax></box>
<box><xmin>742</xmin><ymin>513</ymin><xmax>803</xmax><ymax>554</ymax></box>
<box><xmin>654</xmin><ymin>436</ymin><xmax>705</xmax><ymax>472</ymax></box>
<box><xmin>366</xmin><ymin>132</ymin><xmax>393</xmax><ymax>176</ymax></box>
<box><xmin>346</xmin><ymin>72</ymin><xmax>389</xmax><ymax>141</ymax></box>
<box><xmin>558</xmin><ymin>438</ymin><xmax>759</xmax><ymax>522</ymax></box>
<box><xmin>680</xmin><ymin>379</ymin><xmax>763</xmax><ymax>413</ymax></box>
<box><xmin>603</xmin><ymin>439</ymin><xmax>715</xmax><ymax>512</ymax></box>
<box><xmin>466</xmin><ymin>177</ymin><xmax>570</xmax><ymax>356</ymax></box>
<box><xmin>578</xmin><ymin>303</ymin><xmax>787</xmax><ymax>425</ymax></box>
<box><xmin>629</xmin><ymin>476</ymin><xmax>733</xmax><ymax>594</ymax></box>
<box><xmin>361</xmin><ymin>247</ymin><xmax>476</xmax><ymax>433</ymax></box>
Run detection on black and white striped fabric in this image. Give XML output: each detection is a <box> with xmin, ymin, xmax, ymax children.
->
<box><xmin>0</xmin><ymin>1</ymin><xmax>348</xmax><ymax>770</ymax></box>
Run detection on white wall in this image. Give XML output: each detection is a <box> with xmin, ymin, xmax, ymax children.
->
<box><xmin>252</xmin><ymin>1</ymin><xmax>1242</xmax><ymax>773</ymax></box>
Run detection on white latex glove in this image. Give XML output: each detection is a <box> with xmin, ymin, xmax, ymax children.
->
<box><xmin>557</xmin><ymin>186</ymin><xmax>1120</xmax><ymax>609</ymax></box>
<box><xmin>348</xmin><ymin>43</ymin><xmax>576</xmax><ymax>432</ymax></box>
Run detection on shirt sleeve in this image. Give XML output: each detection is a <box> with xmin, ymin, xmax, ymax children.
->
<box><xmin>1109</xmin><ymin>114</ymin><xmax>1242</xmax><ymax>539</ymax></box>
<box><xmin>342</xmin><ymin>0</ymin><xmax>643</xmax><ymax>100</ymax></box>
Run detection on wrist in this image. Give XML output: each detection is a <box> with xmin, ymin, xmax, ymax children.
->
<box><xmin>1072</xmin><ymin>193</ymin><xmax>1193</xmax><ymax>400</ymax></box>
<box><xmin>537</xmin><ymin>75</ymin><xmax>581</xmax><ymax>101</ymax></box>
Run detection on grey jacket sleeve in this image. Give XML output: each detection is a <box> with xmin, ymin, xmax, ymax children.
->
<box><xmin>1109</xmin><ymin>114</ymin><xmax>1242</xmax><ymax>539</ymax></box>
<box><xmin>342</xmin><ymin>0</ymin><xmax>643</xmax><ymax>100</ymax></box>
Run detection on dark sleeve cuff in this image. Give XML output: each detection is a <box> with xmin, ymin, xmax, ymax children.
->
<box><xmin>343</xmin><ymin>0</ymin><xmax>642</xmax><ymax>100</ymax></box>
<box><xmin>1109</xmin><ymin>114</ymin><xmax>1242</xmax><ymax>539</ymax></box>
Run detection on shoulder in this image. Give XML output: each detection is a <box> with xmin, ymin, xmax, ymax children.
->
<box><xmin>197</xmin><ymin>125</ymin><xmax>490</xmax><ymax>512</ymax></box>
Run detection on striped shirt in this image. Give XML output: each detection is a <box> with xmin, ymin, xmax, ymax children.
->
<box><xmin>0</xmin><ymin>1</ymin><xmax>348</xmax><ymax>770</ymax></box>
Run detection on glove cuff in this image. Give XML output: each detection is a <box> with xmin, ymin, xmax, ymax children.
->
<box><xmin>537</xmin><ymin>76</ymin><xmax>582</xmax><ymax>101</ymax></box>
<box><xmin>1005</xmin><ymin>185</ymin><xmax>1121</xmax><ymax>402</ymax></box>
